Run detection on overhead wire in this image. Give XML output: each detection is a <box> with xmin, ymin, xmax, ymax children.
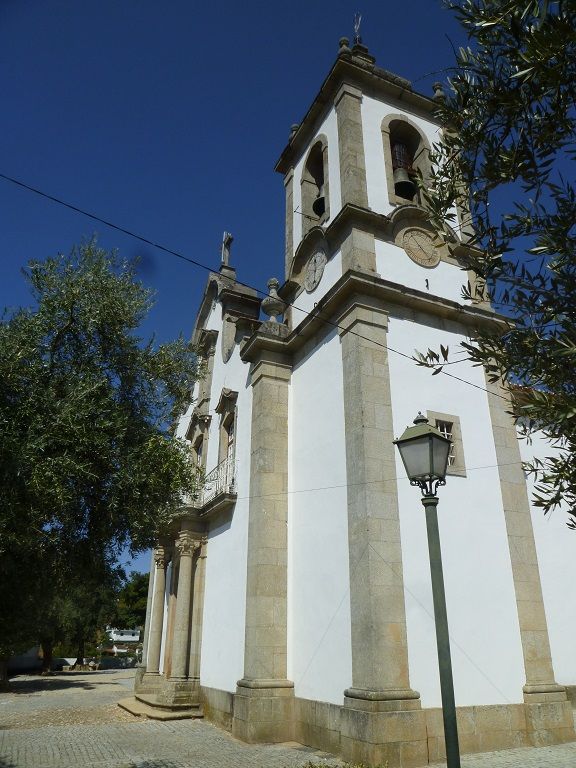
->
<box><xmin>0</xmin><ymin>170</ymin><xmax>511</xmax><ymax>402</ymax></box>
<box><xmin>0</xmin><ymin>124</ymin><xmax>551</xmax><ymax>702</ymax></box>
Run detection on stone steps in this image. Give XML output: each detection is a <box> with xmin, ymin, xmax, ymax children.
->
<box><xmin>118</xmin><ymin>696</ymin><xmax>203</xmax><ymax>721</ymax></box>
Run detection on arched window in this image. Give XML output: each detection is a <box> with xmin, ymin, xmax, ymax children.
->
<box><xmin>301</xmin><ymin>137</ymin><xmax>330</xmax><ymax>235</ymax></box>
<box><xmin>382</xmin><ymin>117</ymin><xmax>431</xmax><ymax>206</ymax></box>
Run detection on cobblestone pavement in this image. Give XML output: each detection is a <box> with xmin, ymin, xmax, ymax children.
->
<box><xmin>1</xmin><ymin>669</ymin><xmax>576</xmax><ymax>767</ymax></box>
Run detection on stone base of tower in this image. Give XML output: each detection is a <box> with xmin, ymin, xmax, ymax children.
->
<box><xmin>231</xmin><ymin>679</ymin><xmax>295</xmax><ymax>743</ymax></box>
<box><xmin>340</xmin><ymin>694</ymin><xmax>428</xmax><ymax>768</ymax></box>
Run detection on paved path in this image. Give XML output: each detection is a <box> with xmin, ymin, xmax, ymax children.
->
<box><xmin>1</xmin><ymin>669</ymin><xmax>576</xmax><ymax>767</ymax></box>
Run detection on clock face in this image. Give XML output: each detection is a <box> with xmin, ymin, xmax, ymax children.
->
<box><xmin>402</xmin><ymin>228</ymin><xmax>441</xmax><ymax>268</ymax></box>
<box><xmin>304</xmin><ymin>249</ymin><xmax>327</xmax><ymax>292</ymax></box>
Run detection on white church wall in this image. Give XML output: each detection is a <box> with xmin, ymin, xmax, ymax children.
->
<box><xmin>288</xmin><ymin>327</ymin><xmax>352</xmax><ymax>704</ymax></box>
<box><xmin>519</xmin><ymin>432</ymin><xmax>576</xmax><ymax>687</ymax></box>
<box><xmin>388</xmin><ymin>314</ymin><xmax>526</xmax><ymax>707</ymax></box>
<box><xmin>292</xmin><ymin>107</ymin><xmax>341</xmax><ymax>256</ymax></box>
<box><xmin>375</xmin><ymin>238</ymin><xmax>466</xmax><ymax>305</ymax></box>
<box><xmin>291</xmin><ymin>249</ymin><xmax>342</xmax><ymax>319</ymax></box>
<box><xmin>199</xmin><ymin>310</ymin><xmax>252</xmax><ymax>692</ymax></box>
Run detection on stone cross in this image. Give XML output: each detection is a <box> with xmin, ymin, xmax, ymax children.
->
<box><xmin>221</xmin><ymin>232</ymin><xmax>233</xmax><ymax>266</ymax></box>
<box><xmin>353</xmin><ymin>12</ymin><xmax>362</xmax><ymax>45</ymax></box>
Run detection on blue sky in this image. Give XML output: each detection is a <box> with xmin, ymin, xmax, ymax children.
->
<box><xmin>0</xmin><ymin>1</ymin><xmax>465</xmax><ymax>572</ymax></box>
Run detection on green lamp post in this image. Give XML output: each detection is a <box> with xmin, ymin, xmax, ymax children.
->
<box><xmin>394</xmin><ymin>412</ymin><xmax>461</xmax><ymax>768</ymax></box>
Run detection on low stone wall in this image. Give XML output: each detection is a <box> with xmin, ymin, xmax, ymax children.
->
<box><xmin>199</xmin><ymin>686</ymin><xmax>575</xmax><ymax>766</ymax></box>
<box><xmin>425</xmin><ymin>704</ymin><xmax>528</xmax><ymax>762</ymax></box>
<box><xmin>201</xmin><ymin>686</ymin><xmax>234</xmax><ymax>731</ymax></box>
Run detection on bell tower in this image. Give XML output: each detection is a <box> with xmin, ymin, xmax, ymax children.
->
<box><xmin>274</xmin><ymin>36</ymin><xmax>470</xmax><ymax>330</ymax></box>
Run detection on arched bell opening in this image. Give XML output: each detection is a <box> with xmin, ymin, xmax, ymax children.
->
<box><xmin>382</xmin><ymin>116</ymin><xmax>431</xmax><ymax>207</ymax></box>
<box><xmin>301</xmin><ymin>137</ymin><xmax>330</xmax><ymax>235</ymax></box>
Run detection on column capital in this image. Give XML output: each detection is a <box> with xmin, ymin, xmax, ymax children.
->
<box><xmin>176</xmin><ymin>531</ymin><xmax>204</xmax><ymax>557</ymax></box>
<box><xmin>153</xmin><ymin>546</ymin><xmax>170</xmax><ymax>569</ymax></box>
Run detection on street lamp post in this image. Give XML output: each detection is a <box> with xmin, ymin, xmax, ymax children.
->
<box><xmin>394</xmin><ymin>412</ymin><xmax>461</xmax><ymax>768</ymax></box>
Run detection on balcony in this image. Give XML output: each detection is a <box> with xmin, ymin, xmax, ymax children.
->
<box><xmin>183</xmin><ymin>453</ymin><xmax>237</xmax><ymax>519</ymax></box>
<box><xmin>202</xmin><ymin>453</ymin><xmax>236</xmax><ymax>505</ymax></box>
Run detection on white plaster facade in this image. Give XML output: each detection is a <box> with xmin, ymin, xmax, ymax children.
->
<box><xmin>135</xmin><ymin>39</ymin><xmax>575</xmax><ymax>767</ymax></box>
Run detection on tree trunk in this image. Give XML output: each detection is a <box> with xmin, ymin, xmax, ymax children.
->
<box><xmin>0</xmin><ymin>657</ymin><xmax>9</xmax><ymax>690</ymax></box>
<box><xmin>40</xmin><ymin>638</ymin><xmax>53</xmax><ymax>674</ymax></box>
<box><xmin>73</xmin><ymin>636</ymin><xmax>85</xmax><ymax>668</ymax></box>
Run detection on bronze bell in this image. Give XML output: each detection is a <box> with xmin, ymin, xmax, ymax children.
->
<box><xmin>393</xmin><ymin>167</ymin><xmax>416</xmax><ymax>200</ymax></box>
<box><xmin>312</xmin><ymin>185</ymin><xmax>326</xmax><ymax>218</ymax></box>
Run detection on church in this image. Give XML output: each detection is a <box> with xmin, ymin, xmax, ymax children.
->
<box><xmin>127</xmin><ymin>36</ymin><xmax>576</xmax><ymax>767</ymax></box>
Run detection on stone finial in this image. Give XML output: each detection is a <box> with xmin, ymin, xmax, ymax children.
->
<box><xmin>433</xmin><ymin>82</ymin><xmax>446</xmax><ymax>103</ymax></box>
<box><xmin>289</xmin><ymin>123</ymin><xmax>299</xmax><ymax>141</ymax></box>
<box><xmin>338</xmin><ymin>36</ymin><xmax>351</xmax><ymax>55</ymax></box>
<box><xmin>261</xmin><ymin>278</ymin><xmax>285</xmax><ymax>323</ymax></box>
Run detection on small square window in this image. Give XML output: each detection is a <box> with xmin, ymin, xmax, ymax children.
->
<box><xmin>435</xmin><ymin>420</ymin><xmax>456</xmax><ymax>467</ymax></box>
<box><xmin>427</xmin><ymin>411</ymin><xmax>466</xmax><ymax>477</ymax></box>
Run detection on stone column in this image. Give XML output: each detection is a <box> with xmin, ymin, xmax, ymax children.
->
<box><xmin>335</xmin><ymin>83</ymin><xmax>369</xmax><ymax>209</ymax></box>
<box><xmin>134</xmin><ymin>550</ymin><xmax>156</xmax><ymax>691</ymax></box>
<box><xmin>232</xmin><ymin>347</ymin><xmax>294</xmax><ymax>744</ymax></box>
<box><xmin>145</xmin><ymin>546</ymin><xmax>169</xmax><ymax>677</ymax></box>
<box><xmin>140</xmin><ymin>550</ymin><xmax>155</xmax><ymax>663</ymax></box>
<box><xmin>188</xmin><ymin>538</ymin><xmax>207</xmax><ymax>687</ymax></box>
<box><xmin>170</xmin><ymin>532</ymin><xmax>196</xmax><ymax>680</ymax></box>
<box><xmin>338</xmin><ymin>297</ymin><xmax>427</xmax><ymax>767</ymax></box>
<box><xmin>485</xmin><ymin>376</ymin><xmax>575</xmax><ymax>746</ymax></box>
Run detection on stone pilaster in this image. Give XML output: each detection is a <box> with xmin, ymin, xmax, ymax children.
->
<box><xmin>485</xmin><ymin>376</ymin><xmax>575</xmax><ymax>747</ymax></box>
<box><xmin>284</xmin><ymin>168</ymin><xmax>294</xmax><ymax>280</ymax></box>
<box><xmin>340</xmin><ymin>225</ymin><xmax>378</xmax><ymax>274</ymax></box>
<box><xmin>189</xmin><ymin>538</ymin><xmax>207</xmax><ymax>685</ymax></box>
<box><xmin>232</xmin><ymin>350</ymin><xmax>294</xmax><ymax>744</ymax></box>
<box><xmin>338</xmin><ymin>297</ymin><xmax>427</xmax><ymax>767</ymax></box>
<box><xmin>335</xmin><ymin>83</ymin><xmax>369</xmax><ymax>209</ymax></box>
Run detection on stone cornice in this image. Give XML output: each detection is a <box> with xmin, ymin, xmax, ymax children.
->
<box><xmin>275</xmin><ymin>54</ymin><xmax>438</xmax><ymax>175</ymax></box>
<box><xmin>218</xmin><ymin>286</ymin><xmax>261</xmax><ymax>317</ymax></box>
<box><xmin>191</xmin><ymin>271</ymin><xmax>260</xmax><ymax>346</ymax></box>
<box><xmin>281</xmin><ymin>203</ymin><xmax>479</xmax><ymax>295</ymax></box>
<box><xmin>246</xmin><ymin>269</ymin><xmax>508</xmax><ymax>364</ymax></box>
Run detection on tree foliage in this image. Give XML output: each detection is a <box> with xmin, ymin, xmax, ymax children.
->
<box><xmin>111</xmin><ymin>571</ymin><xmax>150</xmax><ymax>631</ymax></box>
<box><xmin>420</xmin><ymin>0</ymin><xmax>576</xmax><ymax>522</ymax></box>
<box><xmin>0</xmin><ymin>241</ymin><xmax>199</xmax><ymax>663</ymax></box>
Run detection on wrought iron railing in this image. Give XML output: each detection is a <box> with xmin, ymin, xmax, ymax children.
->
<box><xmin>200</xmin><ymin>453</ymin><xmax>236</xmax><ymax>506</ymax></box>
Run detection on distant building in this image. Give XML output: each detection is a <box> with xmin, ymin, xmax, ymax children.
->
<box><xmin>130</xmin><ymin>37</ymin><xmax>575</xmax><ymax>767</ymax></box>
<box><xmin>107</xmin><ymin>627</ymin><xmax>141</xmax><ymax>644</ymax></box>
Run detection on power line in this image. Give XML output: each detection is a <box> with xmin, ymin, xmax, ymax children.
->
<box><xmin>0</xmin><ymin>170</ymin><xmax>509</xmax><ymax>402</ymax></box>
<box><xmin>222</xmin><ymin>459</ymin><xmax>526</xmax><ymax>504</ymax></box>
